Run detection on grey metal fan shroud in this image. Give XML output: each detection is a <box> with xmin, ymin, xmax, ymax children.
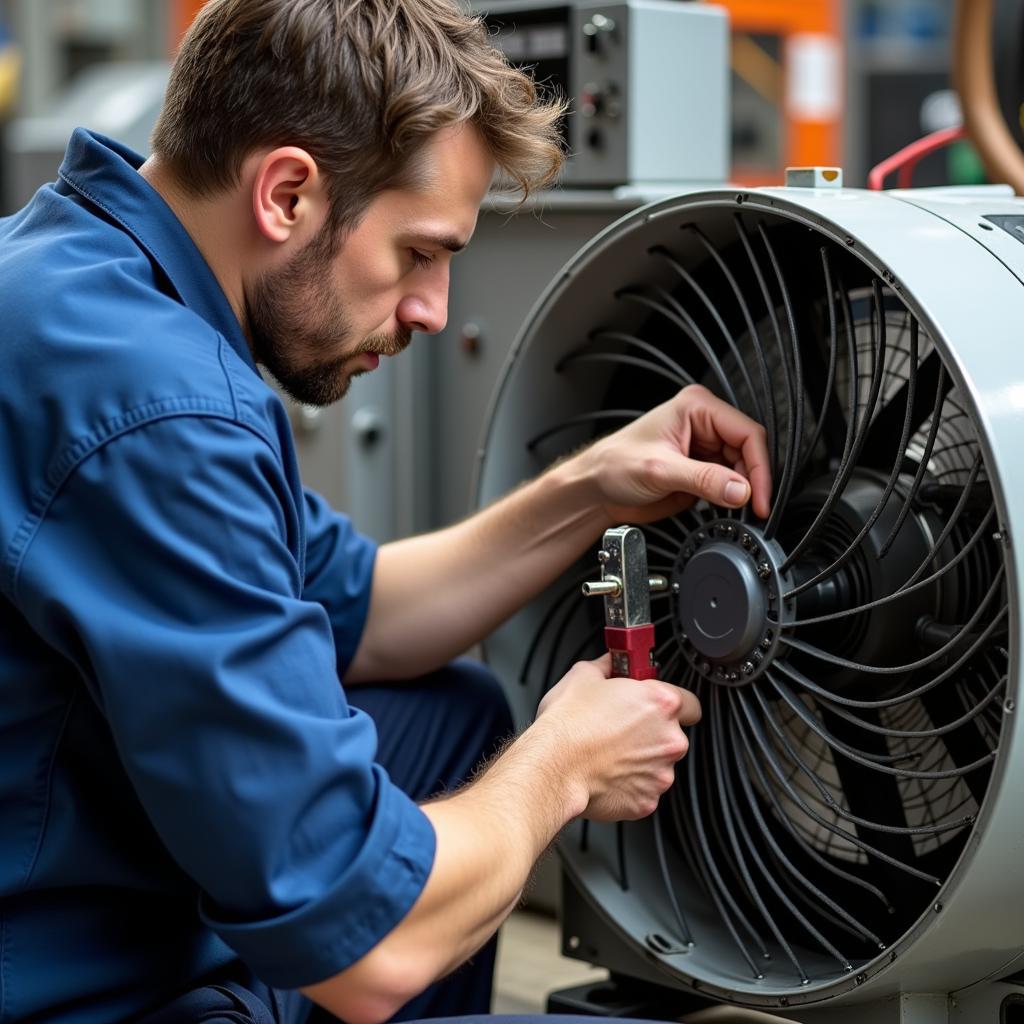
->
<box><xmin>474</xmin><ymin>184</ymin><xmax>1024</xmax><ymax>1013</ymax></box>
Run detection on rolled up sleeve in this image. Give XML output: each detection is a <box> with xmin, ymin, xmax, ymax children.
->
<box><xmin>13</xmin><ymin>414</ymin><xmax>435</xmax><ymax>988</ymax></box>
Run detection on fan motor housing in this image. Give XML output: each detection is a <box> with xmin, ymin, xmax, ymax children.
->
<box><xmin>476</xmin><ymin>184</ymin><xmax>1024</xmax><ymax>1011</ymax></box>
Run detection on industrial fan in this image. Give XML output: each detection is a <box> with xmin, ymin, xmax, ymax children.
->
<box><xmin>475</xmin><ymin>182</ymin><xmax>1024</xmax><ymax>1022</ymax></box>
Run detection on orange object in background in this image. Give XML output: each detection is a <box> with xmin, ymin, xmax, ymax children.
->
<box><xmin>171</xmin><ymin>0</ymin><xmax>208</xmax><ymax>49</ymax></box>
<box><xmin>708</xmin><ymin>0</ymin><xmax>844</xmax><ymax>186</ymax></box>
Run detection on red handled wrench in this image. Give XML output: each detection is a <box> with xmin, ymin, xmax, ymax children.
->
<box><xmin>582</xmin><ymin>525</ymin><xmax>668</xmax><ymax>679</ymax></box>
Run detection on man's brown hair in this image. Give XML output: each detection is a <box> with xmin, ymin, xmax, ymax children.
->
<box><xmin>151</xmin><ymin>0</ymin><xmax>566</xmax><ymax>236</ymax></box>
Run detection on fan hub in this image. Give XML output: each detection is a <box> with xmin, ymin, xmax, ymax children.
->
<box><xmin>674</xmin><ymin>520</ymin><xmax>793</xmax><ymax>686</ymax></box>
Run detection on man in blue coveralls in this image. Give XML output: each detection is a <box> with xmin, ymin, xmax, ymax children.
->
<box><xmin>0</xmin><ymin>1</ymin><xmax>771</xmax><ymax>1022</ymax></box>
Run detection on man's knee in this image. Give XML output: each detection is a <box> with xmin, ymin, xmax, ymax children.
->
<box><xmin>433</xmin><ymin>658</ymin><xmax>515</xmax><ymax>752</ymax></box>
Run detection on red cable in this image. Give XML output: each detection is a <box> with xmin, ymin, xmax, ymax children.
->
<box><xmin>867</xmin><ymin>125</ymin><xmax>968</xmax><ymax>190</ymax></box>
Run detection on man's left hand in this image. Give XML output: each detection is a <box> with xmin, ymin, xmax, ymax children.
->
<box><xmin>577</xmin><ymin>384</ymin><xmax>772</xmax><ymax>525</ymax></box>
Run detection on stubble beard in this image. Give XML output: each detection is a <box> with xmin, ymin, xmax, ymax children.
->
<box><xmin>246</xmin><ymin>230</ymin><xmax>412</xmax><ymax>407</ymax></box>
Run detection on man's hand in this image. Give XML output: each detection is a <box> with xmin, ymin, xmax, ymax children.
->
<box><xmin>578</xmin><ymin>384</ymin><xmax>772</xmax><ymax>525</ymax></box>
<box><xmin>536</xmin><ymin>653</ymin><xmax>701</xmax><ymax>821</ymax></box>
<box><xmin>348</xmin><ymin>384</ymin><xmax>772</xmax><ymax>684</ymax></box>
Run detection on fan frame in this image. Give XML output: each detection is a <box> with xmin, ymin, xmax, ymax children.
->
<box><xmin>475</xmin><ymin>184</ymin><xmax>1024</xmax><ymax>1009</ymax></box>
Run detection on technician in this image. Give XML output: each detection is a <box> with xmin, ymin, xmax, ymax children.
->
<box><xmin>0</xmin><ymin>1</ymin><xmax>771</xmax><ymax>1022</ymax></box>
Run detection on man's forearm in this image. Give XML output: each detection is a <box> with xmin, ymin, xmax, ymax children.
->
<box><xmin>300</xmin><ymin>714</ymin><xmax>586</xmax><ymax>1024</ymax></box>
<box><xmin>346</xmin><ymin>453</ymin><xmax>610</xmax><ymax>681</ymax></box>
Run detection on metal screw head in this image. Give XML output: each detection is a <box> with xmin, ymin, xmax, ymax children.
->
<box><xmin>458</xmin><ymin>322</ymin><xmax>483</xmax><ymax>356</ymax></box>
<box><xmin>680</xmin><ymin>633</ymin><xmax>689</xmax><ymax>645</ymax></box>
<box><xmin>757</xmin><ymin>562</ymin><xmax>772</xmax><ymax>580</ymax></box>
<box><xmin>682</xmin><ymin>546</ymin><xmax>694</xmax><ymax>560</ymax></box>
<box><xmin>760</xmin><ymin>636</ymin><xmax>772</xmax><ymax>650</ymax></box>
<box><xmin>714</xmin><ymin>665</ymin><xmax>726</xmax><ymax>678</ymax></box>
<box><xmin>727</xmin><ymin>671</ymin><xmax>739</xmax><ymax>682</ymax></box>
<box><xmin>741</xmin><ymin>533</ymin><xmax>752</xmax><ymax>548</ymax></box>
<box><xmin>671</xmin><ymin>582</ymin><xmax>681</xmax><ymax>595</ymax></box>
<box><xmin>742</xmin><ymin>661</ymin><xmax>755</xmax><ymax>676</ymax></box>
<box><xmin>597</xmin><ymin>549</ymin><xmax>610</xmax><ymax>563</ymax></box>
<box><xmin>696</xmin><ymin>531</ymin><xmax>707</xmax><ymax>543</ymax></box>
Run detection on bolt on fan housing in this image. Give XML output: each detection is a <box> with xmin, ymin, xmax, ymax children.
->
<box><xmin>475</xmin><ymin>184</ymin><xmax>1024</xmax><ymax>1016</ymax></box>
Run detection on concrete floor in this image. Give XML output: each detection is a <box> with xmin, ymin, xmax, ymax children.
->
<box><xmin>493</xmin><ymin>909</ymin><xmax>606</xmax><ymax>1014</ymax></box>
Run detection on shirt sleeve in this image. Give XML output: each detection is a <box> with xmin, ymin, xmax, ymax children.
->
<box><xmin>12</xmin><ymin>414</ymin><xmax>435</xmax><ymax>988</ymax></box>
<box><xmin>301</xmin><ymin>487</ymin><xmax>377</xmax><ymax>680</ymax></box>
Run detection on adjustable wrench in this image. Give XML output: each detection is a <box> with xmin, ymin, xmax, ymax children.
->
<box><xmin>582</xmin><ymin>525</ymin><xmax>668</xmax><ymax>679</ymax></box>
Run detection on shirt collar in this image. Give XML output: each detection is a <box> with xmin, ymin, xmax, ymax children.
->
<box><xmin>57</xmin><ymin>128</ymin><xmax>258</xmax><ymax>373</ymax></box>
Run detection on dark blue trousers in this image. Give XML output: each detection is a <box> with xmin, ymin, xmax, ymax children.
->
<box><xmin>137</xmin><ymin>659</ymin><xmax>514</xmax><ymax>1024</ymax></box>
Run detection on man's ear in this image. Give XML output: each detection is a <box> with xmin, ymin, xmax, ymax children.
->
<box><xmin>251</xmin><ymin>147</ymin><xmax>326</xmax><ymax>244</ymax></box>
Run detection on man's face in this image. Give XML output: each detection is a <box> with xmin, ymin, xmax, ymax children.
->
<box><xmin>246</xmin><ymin>124</ymin><xmax>495</xmax><ymax>406</ymax></box>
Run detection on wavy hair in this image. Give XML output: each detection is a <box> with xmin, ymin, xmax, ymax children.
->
<box><xmin>152</xmin><ymin>0</ymin><xmax>566</xmax><ymax>235</ymax></box>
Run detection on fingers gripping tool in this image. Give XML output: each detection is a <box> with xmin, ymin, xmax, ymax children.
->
<box><xmin>582</xmin><ymin>525</ymin><xmax>668</xmax><ymax>679</ymax></box>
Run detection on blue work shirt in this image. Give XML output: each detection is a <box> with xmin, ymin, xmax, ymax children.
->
<box><xmin>0</xmin><ymin>129</ymin><xmax>436</xmax><ymax>1022</ymax></box>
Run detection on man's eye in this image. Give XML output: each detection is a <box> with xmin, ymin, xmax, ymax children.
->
<box><xmin>410</xmin><ymin>250</ymin><xmax>435</xmax><ymax>269</ymax></box>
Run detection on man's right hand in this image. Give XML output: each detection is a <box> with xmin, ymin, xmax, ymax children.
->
<box><xmin>536</xmin><ymin>653</ymin><xmax>701</xmax><ymax>822</ymax></box>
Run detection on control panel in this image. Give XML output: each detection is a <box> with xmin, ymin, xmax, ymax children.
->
<box><xmin>477</xmin><ymin>0</ymin><xmax>729</xmax><ymax>187</ymax></box>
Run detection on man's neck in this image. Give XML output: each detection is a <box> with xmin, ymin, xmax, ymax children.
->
<box><xmin>138</xmin><ymin>156</ymin><xmax>252</xmax><ymax>343</ymax></box>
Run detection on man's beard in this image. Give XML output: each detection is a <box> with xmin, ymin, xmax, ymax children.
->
<box><xmin>246</xmin><ymin>230</ymin><xmax>411</xmax><ymax>407</ymax></box>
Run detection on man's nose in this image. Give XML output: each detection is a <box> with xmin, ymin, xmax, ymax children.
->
<box><xmin>396</xmin><ymin>276</ymin><xmax>449</xmax><ymax>335</ymax></box>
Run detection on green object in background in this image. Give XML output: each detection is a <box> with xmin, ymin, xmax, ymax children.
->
<box><xmin>948</xmin><ymin>138</ymin><xmax>989</xmax><ymax>185</ymax></box>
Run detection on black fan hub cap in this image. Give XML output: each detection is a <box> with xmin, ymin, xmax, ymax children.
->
<box><xmin>674</xmin><ymin>520</ymin><xmax>793</xmax><ymax>686</ymax></box>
